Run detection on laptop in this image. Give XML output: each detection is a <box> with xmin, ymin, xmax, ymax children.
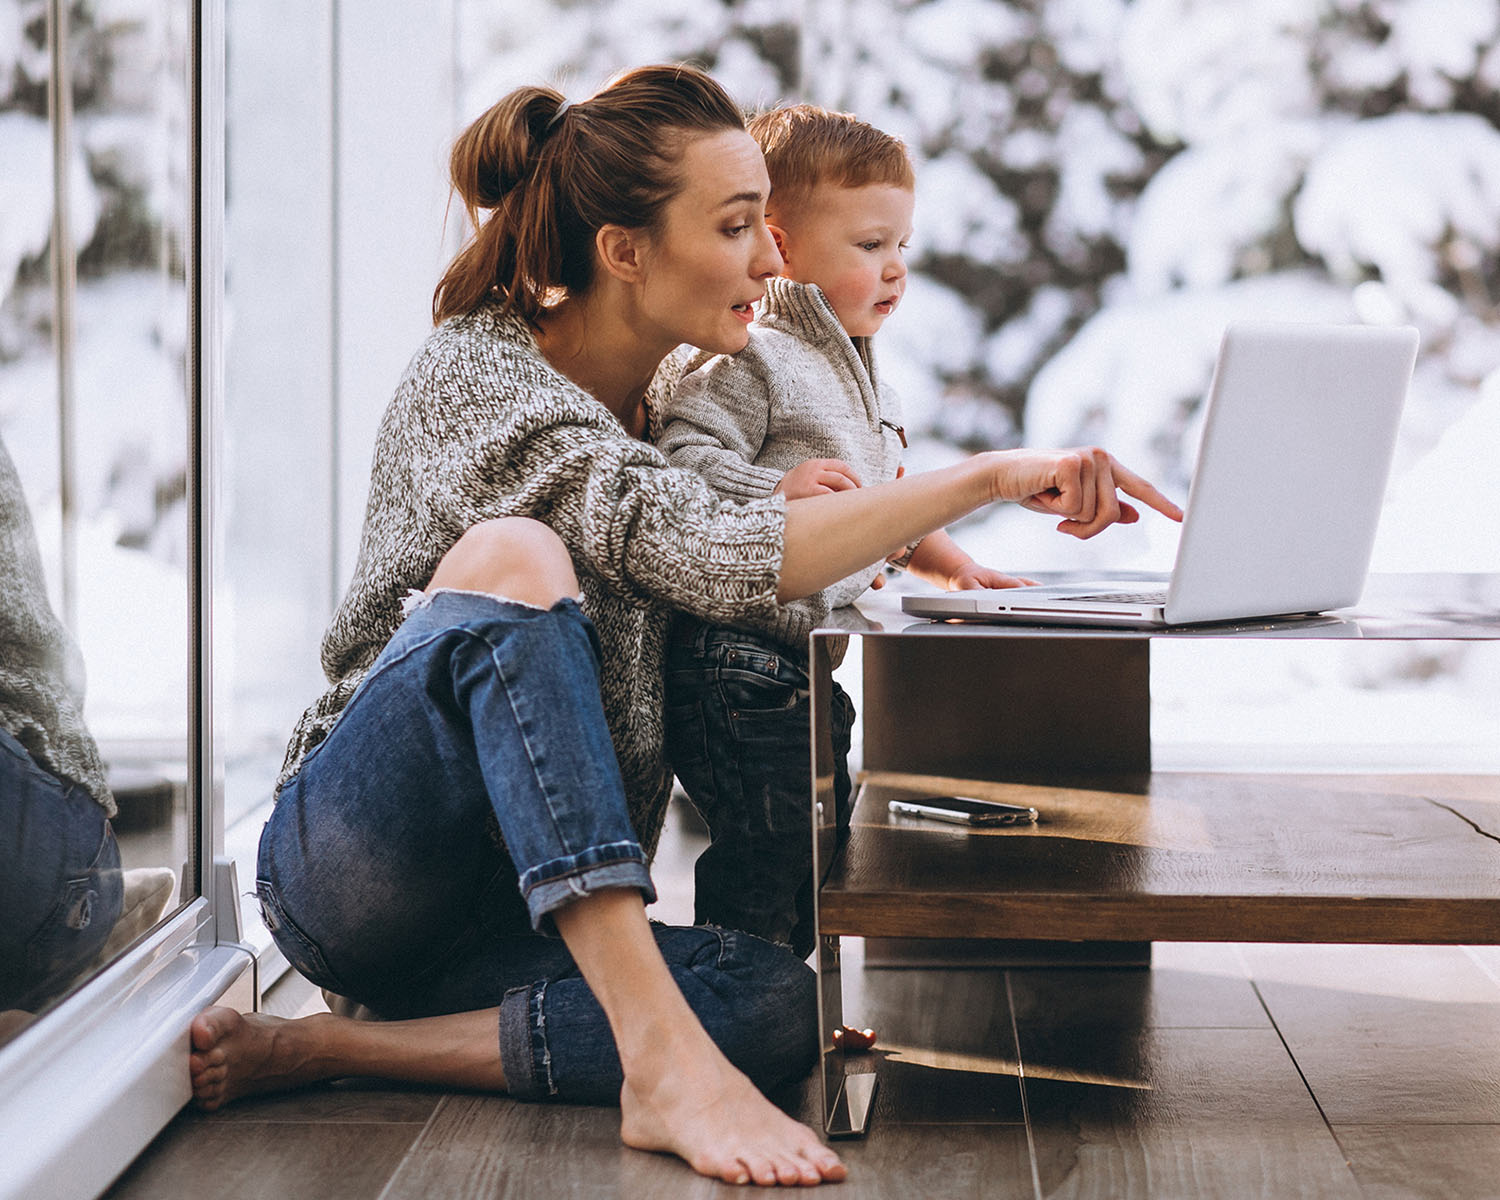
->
<box><xmin>902</xmin><ymin>321</ymin><xmax>1419</xmax><ymax>628</ymax></box>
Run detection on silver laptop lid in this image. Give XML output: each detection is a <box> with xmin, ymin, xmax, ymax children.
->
<box><xmin>1163</xmin><ymin>322</ymin><xmax>1418</xmax><ymax>624</ymax></box>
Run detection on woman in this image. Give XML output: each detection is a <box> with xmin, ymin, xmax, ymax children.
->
<box><xmin>189</xmin><ymin>65</ymin><xmax>1178</xmax><ymax>1188</ymax></box>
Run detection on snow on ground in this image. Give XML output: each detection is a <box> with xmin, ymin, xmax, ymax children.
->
<box><xmin>1373</xmin><ymin>366</ymin><xmax>1500</xmax><ymax>572</ymax></box>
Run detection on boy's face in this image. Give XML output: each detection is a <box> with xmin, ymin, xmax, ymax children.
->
<box><xmin>770</xmin><ymin>182</ymin><xmax>914</xmax><ymax>338</ymax></box>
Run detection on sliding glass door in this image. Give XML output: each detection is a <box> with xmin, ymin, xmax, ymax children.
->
<box><xmin>0</xmin><ymin>3</ymin><xmax>250</xmax><ymax>1196</ymax></box>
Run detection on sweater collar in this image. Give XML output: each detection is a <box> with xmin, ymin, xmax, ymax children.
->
<box><xmin>756</xmin><ymin>276</ymin><xmax>848</xmax><ymax>344</ymax></box>
<box><xmin>756</xmin><ymin>276</ymin><xmax>878</xmax><ymax>385</ymax></box>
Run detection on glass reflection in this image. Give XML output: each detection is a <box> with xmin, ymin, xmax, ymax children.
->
<box><xmin>0</xmin><ymin>432</ymin><xmax>124</xmax><ymax>1027</ymax></box>
<box><xmin>0</xmin><ymin>0</ymin><xmax>192</xmax><ymax>1047</ymax></box>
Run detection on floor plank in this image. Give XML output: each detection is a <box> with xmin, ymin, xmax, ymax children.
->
<box><xmin>107</xmin><ymin>1121</ymin><xmax>423</xmax><ymax>1200</ymax></box>
<box><xmin>380</xmin><ymin>1094</ymin><xmax>717</xmax><ymax>1200</ymax></box>
<box><xmin>1243</xmin><ymin>943</ymin><xmax>1500</xmax><ymax>1125</ymax></box>
<box><xmin>1007</xmin><ymin>943</ymin><xmax>1265</xmax><ymax>1030</ymax></box>
<box><xmin>1335</xmin><ymin>1124</ymin><xmax>1500</xmax><ymax>1200</ymax></box>
<box><xmin>170</xmin><ymin>1079</ymin><xmax>444</xmax><ymax>1125</ymax></box>
<box><xmin>1021</xmin><ymin>1026</ymin><xmax>1361</xmax><ymax>1199</ymax></box>
<box><xmin>835</xmin><ymin>1124</ymin><xmax>1034</xmax><ymax>1199</ymax></box>
<box><xmin>843</xmin><ymin>966</ymin><xmax>1026</xmax><ymax>1125</ymax></box>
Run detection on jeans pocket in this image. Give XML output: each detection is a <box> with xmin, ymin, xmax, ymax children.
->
<box><xmin>713</xmin><ymin>644</ymin><xmax>807</xmax><ymax>718</ymax></box>
<box><xmin>24</xmin><ymin>820</ymin><xmax>122</xmax><ymax>1002</ymax></box>
<box><xmin>256</xmin><ymin>879</ymin><xmax>340</xmax><ymax>990</ymax></box>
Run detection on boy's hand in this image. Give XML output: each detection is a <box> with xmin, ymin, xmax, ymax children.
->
<box><xmin>948</xmin><ymin>564</ymin><xmax>1038</xmax><ymax>590</ymax></box>
<box><xmin>774</xmin><ymin>458</ymin><xmax>862</xmax><ymax>500</ymax></box>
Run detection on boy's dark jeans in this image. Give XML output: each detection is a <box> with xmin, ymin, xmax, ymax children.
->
<box><xmin>665</xmin><ymin>617</ymin><xmax>855</xmax><ymax>960</ymax></box>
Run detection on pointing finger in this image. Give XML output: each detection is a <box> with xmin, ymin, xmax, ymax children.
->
<box><xmin>1111</xmin><ymin>459</ymin><xmax>1183</xmax><ymax>522</ymax></box>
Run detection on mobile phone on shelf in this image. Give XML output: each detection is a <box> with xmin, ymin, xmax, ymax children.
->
<box><xmin>887</xmin><ymin>795</ymin><xmax>1039</xmax><ymax>826</ymax></box>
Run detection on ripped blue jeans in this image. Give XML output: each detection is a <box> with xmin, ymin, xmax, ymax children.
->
<box><xmin>258</xmin><ymin>590</ymin><xmax>817</xmax><ymax>1103</ymax></box>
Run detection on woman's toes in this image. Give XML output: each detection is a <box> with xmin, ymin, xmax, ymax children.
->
<box><xmin>807</xmin><ymin>1146</ymin><xmax>846</xmax><ymax>1182</ymax></box>
<box><xmin>689</xmin><ymin>1148</ymin><xmax>744</xmax><ymax>1186</ymax></box>
<box><xmin>791</xmin><ymin>1155</ymin><xmax>822</xmax><ymax>1185</ymax></box>
<box><xmin>190</xmin><ymin>1006</ymin><xmax>234</xmax><ymax>1052</ymax></box>
<box><xmin>773</xmin><ymin>1156</ymin><xmax>807</xmax><ymax>1186</ymax></box>
<box><xmin>748</xmin><ymin>1158</ymin><xmax>779</xmax><ymax>1187</ymax></box>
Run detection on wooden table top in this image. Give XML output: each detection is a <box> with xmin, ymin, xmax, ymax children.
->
<box><xmin>818</xmin><ymin>771</ymin><xmax>1500</xmax><ymax>944</ymax></box>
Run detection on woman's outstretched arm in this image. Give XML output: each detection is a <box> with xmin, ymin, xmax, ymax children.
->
<box><xmin>776</xmin><ymin>446</ymin><xmax>1182</xmax><ymax>603</ymax></box>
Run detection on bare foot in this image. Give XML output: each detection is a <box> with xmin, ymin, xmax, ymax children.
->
<box><xmin>189</xmin><ymin>1006</ymin><xmax>331</xmax><ymax>1110</ymax></box>
<box><xmin>619</xmin><ymin>1035</ymin><xmax>846</xmax><ymax>1187</ymax></box>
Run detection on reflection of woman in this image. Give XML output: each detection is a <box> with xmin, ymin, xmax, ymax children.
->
<box><xmin>191</xmin><ymin>66</ymin><xmax>1176</xmax><ymax>1187</ymax></box>
<box><xmin>0</xmin><ymin>434</ymin><xmax>122</xmax><ymax>1015</ymax></box>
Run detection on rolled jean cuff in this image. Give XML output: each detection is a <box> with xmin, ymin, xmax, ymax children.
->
<box><xmin>499</xmin><ymin>984</ymin><xmax>546</xmax><ymax>1099</ymax></box>
<box><xmin>520</xmin><ymin>841</ymin><xmax>656</xmax><ymax>933</ymax></box>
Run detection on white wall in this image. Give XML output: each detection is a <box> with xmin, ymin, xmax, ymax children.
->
<box><xmin>222</xmin><ymin>0</ymin><xmax>458</xmax><ymax>813</ymax></box>
<box><xmin>333</xmin><ymin>4</ymin><xmax>459</xmax><ymax>588</ymax></box>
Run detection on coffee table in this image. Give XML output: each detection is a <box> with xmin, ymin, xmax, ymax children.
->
<box><xmin>809</xmin><ymin>573</ymin><xmax>1500</xmax><ymax>1135</ymax></box>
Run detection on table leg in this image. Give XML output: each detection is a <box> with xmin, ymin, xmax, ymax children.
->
<box><xmin>811</xmin><ymin>636</ymin><xmax>877</xmax><ymax>1135</ymax></box>
<box><xmin>815</xmin><ymin>932</ymin><xmax>877</xmax><ymax>1137</ymax></box>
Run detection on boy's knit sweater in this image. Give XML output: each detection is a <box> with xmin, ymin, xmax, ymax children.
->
<box><xmin>278</xmin><ymin>301</ymin><xmax>795</xmax><ymax>854</ymax></box>
<box><xmin>656</xmin><ymin>276</ymin><xmax>907</xmax><ymax>646</ymax></box>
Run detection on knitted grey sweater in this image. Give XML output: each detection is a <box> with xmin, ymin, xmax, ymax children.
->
<box><xmin>278</xmin><ymin>301</ymin><xmax>796</xmax><ymax>854</ymax></box>
<box><xmin>656</xmin><ymin>276</ymin><xmax>907</xmax><ymax>643</ymax></box>
<box><xmin>0</xmin><ymin>435</ymin><xmax>112</xmax><ymax>813</ymax></box>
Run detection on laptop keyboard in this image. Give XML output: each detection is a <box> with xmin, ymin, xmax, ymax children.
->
<box><xmin>1066</xmin><ymin>589</ymin><xmax>1169</xmax><ymax>605</ymax></box>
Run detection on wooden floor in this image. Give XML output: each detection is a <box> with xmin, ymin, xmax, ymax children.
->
<box><xmin>107</xmin><ymin>799</ymin><xmax>1500</xmax><ymax>1199</ymax></box>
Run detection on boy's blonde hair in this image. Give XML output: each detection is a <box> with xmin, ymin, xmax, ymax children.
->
<box><xmin>747</xmin><ymin>103</ymin><xmax>915</xmax><ymax>215</ymax></box>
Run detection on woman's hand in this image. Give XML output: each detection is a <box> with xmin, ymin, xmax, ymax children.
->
<box><xmin>988</xmin><ymin>447</ymin><xmax>1183</xmax><ymax>538</ymax></box>
<box><xmin>773</xmin><ymin>458</ymin><xmax>861</xmax><ymax>500</ymax></box>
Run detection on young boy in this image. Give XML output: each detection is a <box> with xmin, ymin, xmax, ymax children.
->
<box><xmin>656</xmin><ymin>104</ymin><xmax>1029</xmax><ymax>957</ymax></box>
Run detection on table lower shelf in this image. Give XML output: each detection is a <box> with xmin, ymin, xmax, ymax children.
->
<box><xmin>818</xmin><ymin>771</ymin><xmax>1500</xmax><ymax>945</ymax></box>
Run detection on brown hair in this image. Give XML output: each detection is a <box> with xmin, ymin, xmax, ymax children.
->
<box><xmin>747</xmin><ymin>103</ymin><xmax>915</xmax><ymax>218</ymax></box>
<box><xmin>433</xmin><ymin>65</ymin><xmax>745</xmax><ymax>325</ymax></box>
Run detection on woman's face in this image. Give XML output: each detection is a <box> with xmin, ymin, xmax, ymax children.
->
<box><xmin>633</xmin><ymin>129</ymin><xmax>782</xmax><ymax>355</ymax></box>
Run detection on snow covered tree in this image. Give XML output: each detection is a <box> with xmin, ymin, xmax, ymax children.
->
<box><xmin>1</xmin><ymin>0</ymin><xmax>191</xmax><ymax>560</ymax></box>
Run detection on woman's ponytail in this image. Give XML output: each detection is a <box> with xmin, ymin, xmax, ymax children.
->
<box><xmin>434</xmin><ymin>88</ymin><xmax>568</xmax><ymax>325</ymax></box>
<box><xmin>433</xmin><ymin>65</ymin><xmax>745</xmax><ymax>326</ymax></box>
